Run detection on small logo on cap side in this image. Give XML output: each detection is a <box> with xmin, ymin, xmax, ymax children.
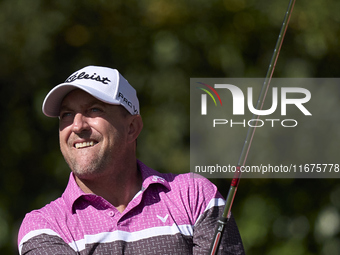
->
<box><xmin>118</xmin><ymin>92</ymin><xmax>139</xmax><ymax>114</ymax></box>
<box><xmin>65</xmin><ymin>72</ymin><xmax>111</xmax><ymax>85</ymax></box>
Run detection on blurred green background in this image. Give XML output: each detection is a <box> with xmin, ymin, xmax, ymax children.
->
<box><xmin>1</xmin><ymin>0</ymin><xmax>340</xmax><ymax>254</ymax></box>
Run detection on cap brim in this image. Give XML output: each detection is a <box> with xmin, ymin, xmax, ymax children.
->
<box><xmin>42</xmin><ymin>83</ymin><xmax>120</xmax><ymax>117</ymax></box>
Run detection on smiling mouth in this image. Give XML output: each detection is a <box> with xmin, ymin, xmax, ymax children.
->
<box><xmin>74</xmin><ymin>141</ymin><xmax>97</xmax><ymax>149</ymax></box>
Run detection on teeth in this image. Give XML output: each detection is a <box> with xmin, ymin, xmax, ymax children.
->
<box><xmin>75</xmin><ymin>141</ymin><xmax>95</xmax><ymax>149</ymax></box>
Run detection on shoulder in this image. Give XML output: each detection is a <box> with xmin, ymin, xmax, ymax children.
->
<box><xmin>18</xmin><ymin>197</ymin><xmax>67</xmax><ymax>247</ymax></box>
<box><xmin>139</xmin><ymin>161</ymin><xmax>224</xmax><ymax>217</ymax></box>
<box><xmin>139</xmin><ymin>160</ymin><xmax>220</xmax><ymax>194</ymax></box>
<box><xmin>161</xmin><ymin>171</ymin><xmax>223</xmax><ymax>199</ymax></box>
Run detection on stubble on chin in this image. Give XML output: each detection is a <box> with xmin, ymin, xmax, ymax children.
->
<box><xmin>64</xmin><ymin>150</ymin><xmax>112</xmax><ymax>180</ymax></box>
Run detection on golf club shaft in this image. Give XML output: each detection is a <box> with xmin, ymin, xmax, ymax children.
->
<box><xmin>209</xmin><ymin>0</ymin><xmax>296</xmax><ymax>253</ymax></box>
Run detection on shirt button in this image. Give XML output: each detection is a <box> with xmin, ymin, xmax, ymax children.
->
<box><xmin>108</xmin><ymin>211</ymin><xmax>115</xmax><ymax>217</ymax></box>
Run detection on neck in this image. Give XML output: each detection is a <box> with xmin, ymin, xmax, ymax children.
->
<box><xmin>74</xmin><ymin>159</ymin><xmax>142</xmax><ymax>213</ymax></box>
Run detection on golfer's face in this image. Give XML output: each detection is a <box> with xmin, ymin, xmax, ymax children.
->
<box><xmin>58</xmin><ymin>89</ymin><xmax>130</xmax><ymax>178</ymax></box>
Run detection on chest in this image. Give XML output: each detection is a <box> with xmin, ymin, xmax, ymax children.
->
<box><xmin>64</xmin><ymin>190</ymin><xmax>195</xmax><ymax>254</ymax></box>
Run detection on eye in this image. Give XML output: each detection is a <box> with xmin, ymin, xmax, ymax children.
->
<box><xmin>60</xmin><ymin>111</ymin><xmax>74</xmax><ymax>120</ymax></box>
<box><xmin>88</xmin><ymin>107</ymin><xmax>104</xmax><ymax>116</ymax></box>
<box><xmin>90</xmin><ymin>107</ymin><xmax>101</xmax><ymax>112</ymax></box>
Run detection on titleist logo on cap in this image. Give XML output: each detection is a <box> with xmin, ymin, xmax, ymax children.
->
<box><xmin>65</xmin><ymin>72</ymin><xmax>111</xmax><ymax>85</ymax></box>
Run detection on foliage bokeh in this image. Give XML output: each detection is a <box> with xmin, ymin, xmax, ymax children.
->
<box><xmin>1</xmin><ymin>0</ymin><xmax>340</xmax><ymax>254</ymax></box>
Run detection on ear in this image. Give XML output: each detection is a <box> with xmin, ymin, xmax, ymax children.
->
<box><xmin>127</xmin><ymin>114</ymin><xmax>143</xmax><ymax>144</ymax></box>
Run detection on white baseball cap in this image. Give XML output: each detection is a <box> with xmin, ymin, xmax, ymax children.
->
<box><xmin>42</xmin><ymin>65</ymin><xmax>140</xmax><ymax>117</ymax></box>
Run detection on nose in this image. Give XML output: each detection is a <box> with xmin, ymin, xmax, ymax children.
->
<box><xmin>72</xmin><ymin>113</ymin><xmax>90</xmax><ymax>133</ymax></box>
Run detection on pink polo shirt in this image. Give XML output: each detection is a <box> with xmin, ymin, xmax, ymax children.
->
<box><xmin>18</xmin><ymin>160</ymin><xmax>244</xmax><ymax>254</ymax></box>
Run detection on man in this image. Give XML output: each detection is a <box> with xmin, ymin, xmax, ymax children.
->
<box><xmin>18</xmin><ymin>66</ymin><xmax>245</xmax><ymax>254</ymax></box>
